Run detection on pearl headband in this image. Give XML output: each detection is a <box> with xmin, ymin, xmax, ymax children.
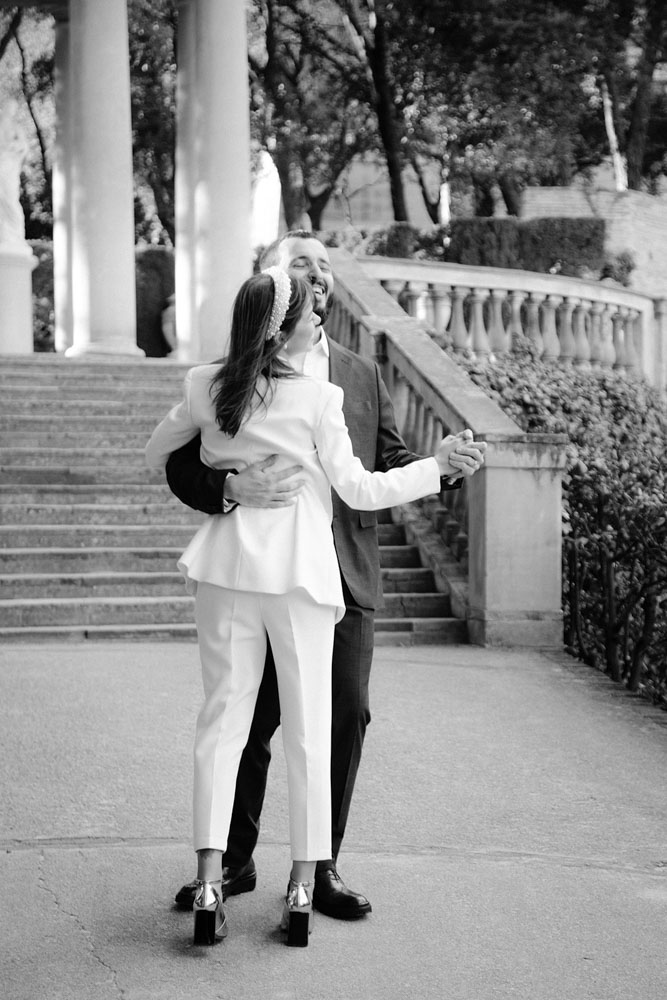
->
<box><xmin>264</xmin><ymin>266</ymin><xmax>292</xmax><ymax>341</ymax></box>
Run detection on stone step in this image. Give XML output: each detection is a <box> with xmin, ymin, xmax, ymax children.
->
<box><xmin>0</xmin><ymin>568</ymin><xmax>436</xmax><ymax>600</ymax></box>
<box><xmin>0</xmin><ymin>466</ymin><xmax>165</xmax><ymax>485</ymax></box>
<box><xmin>0</xmin><ymin>484</ymin><xmax>173</xmax><ymax>503</ymax></box>
<box><xmin>0</xmin><ymin>616</ymin><xmax>468</xmax><ymax>644</ymax></box>
<box><xmin>379</xmin><ymin>566</ymin><xmax>435</xmax><ymax>592</ymax></box>
<box><xmin>0</xmin><ymin>543</ymin><xmax>414</xmax><ymax>575</ymax></box>
<box><xmin>0</xmin><ymin>572</ymin><xmax>185</xmax><ymax>599</ymax></box>
<box><xmin>0</xmin><ymin>591</ymin><xmax>450</xmax><ymax>628</ymax></box>
<box><xmin>0</xmin><ymin>524</ymin><xmax>197</xmax><ymax>547</ymax></box>
<box><xmin>0</xmin><ymin>521</ymin><xmax>404</xmax><ymax>548</ymax></box>
<box><xmin>3</xmin><ymin>432</ymin><xmax>158</xmax><ymax>448</ymax></box>
<box><xmin>0</xmin><ymin>521</ymin><xmax>403</xmax><ymax>547</ymax></box>
<box><xmin>0</xmin><ymin>354</ymin><xmax>187</xmax><ymax>372</ymax></box>
<box><xmin>0</xmin><ymin>595</ymin><xmax>196</xmax><ymax>627</ymax></box>
<box><xmin>0</xmin><ymin>367</ymin><xmax>188</xmax><ymax>384</ymax></box>
<box><xmin>0</xmin><ymin>382</ymin><xmax>183</xmax><ymax>400</ymax></box>
<box><xmin>0</xmin><ymin>415</ymin><xmax>159</xmax><ymax>432</ymax></box>
<box><xmin>0</xmin><ymin>502</ymin><xmax>204</xmax><ymax>526</ymax></box>
<box><xmin>0</xmin><ymin>448</ymin><xmax>148</xmax><ymax>468</ymax></box>
<box><xmin>0</xmin><ymin>398</ymin><xmax>175</xmax><ymax>414</ymax></box>
<box><xmin>373</xmin><ymin>617</ymin><xmax>468</xmax><ymax>645</ymax></box>
<box><xmin>378</xmin><ymin>544</ymin><xmax>421</xmax><ymax>568</ymax></box>
<box><xmin>0</xmin><ymin>547</ymin><xmax>182</xmax><ymax>573</ymax></box>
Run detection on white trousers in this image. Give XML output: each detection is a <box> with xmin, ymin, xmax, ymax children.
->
<box><xmin>193</xmin><ymin>583</ymin><xmax>335</xmax><ymax>861</ymax></box>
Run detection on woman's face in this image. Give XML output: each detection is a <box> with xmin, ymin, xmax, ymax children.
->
<box><xmin>283</xmin><ymin>301</ymin><xmax>320</xmax><ymax>356</ymax></box>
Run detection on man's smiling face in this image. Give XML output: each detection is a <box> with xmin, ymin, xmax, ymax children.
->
<box><xmin>277</xmin><ymin>236</ymin><xmax>334</xmax><ymax>320</ymax></box>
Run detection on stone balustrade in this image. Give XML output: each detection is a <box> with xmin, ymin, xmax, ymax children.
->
<box><xmin>327</xmin><ymin>248</ymin><xmax>568</xmax><ymax>648</ymax></box>
<box><xmin>359</xmin><ymin>256</ymin><xmax>667</xmax><ymax>391</ymax></box>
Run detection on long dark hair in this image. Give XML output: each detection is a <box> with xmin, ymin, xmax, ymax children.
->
<box><xmin>210</xmin><ymin>272</ymin><xmax>313</xmax><ymax>437</ymax></box>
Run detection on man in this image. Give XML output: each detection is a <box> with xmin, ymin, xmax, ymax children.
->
<box><xmin>167</xmin><ymin>231</ymin><xmax>485</xmax><ymax>919</ymax></box>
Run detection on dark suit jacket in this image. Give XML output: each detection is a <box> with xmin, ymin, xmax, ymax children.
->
<box><xmin>165</xmin><ymin>338</ymin><xmax>456</xmax><ymax>610</ymax></box>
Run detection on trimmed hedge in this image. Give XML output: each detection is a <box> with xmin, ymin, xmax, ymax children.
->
<box><xmin>356</xmin><ymin>217</ymin><xmax>621</xmax><ymax>281</ymax></box>
<box><xmin>451</xmin><ymin>341</ymin><xmax>667</xmax><ymax>709</ymax></box>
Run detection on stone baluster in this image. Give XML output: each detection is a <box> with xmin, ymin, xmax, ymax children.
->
<box><xmin>588</xmin><ymin>302</ymin><xmax>604</xmax><ymax>368</ymax></box>
<box><xmin>541</xmin><ymin>295</ymin><xmax>562</xmax><ymax>360</ymax></box>
<box><xmin>468</xmin><ymin>288</ymin><xmax>490</xmax><ymax>358</ymax></box>
<box><xmin>599</xmin><ymin>306</ymin><xmax>616</xmax><ymax>368</ymax></box>
<box><xmin>524</xmin><ymin>292</ymin><xmax>544</xmax><ymax>356</ymax></box>
<box><xmin>508</xmin><ymin>289</ymin><xmax>527</xmax><ymax>352</ymax></box>
<box><xmin>611</xmin><ymin>310</ymin><xmax>626</xmax><ymax>371</ymax></box>
<box><xmin>557</xmin><ymin>296</ymin><xmax>578</xmax><ymax>364</ymax></box>
<box><xmin>449</xmin><ymin>286</ymin><xmax>469</xmax><ymax>353</ymax></box>
<box><xmin>488</xmin><ymin>289</ymin><xmax>509</xmax><ymax>355</ymax></box>
<box><xmin>430</xmin><ymin>285</ymin><xmax>452</xmax><ymax>341</ymax></box>
<box><xmin>402</xmin><ymin>280</ymin><xmax>428</xmax><ymax>321</ymax></box>
<box><xmin>382</xmin><ymin>279</ymin><xmax>405</xmax><ymax>305</ymax></box>
<box><xmin>572</xmin><ymin>300</ymin><xmax>591</xmax><ymax>368</ymax></box>
<box><xmin>623</xmin><ymin>309</ymin><xmax>640</xmax><ymax>372</ymax></box>
<box><xmin>402</xmin><ymin>385</ymin><xmax>419</xmax><ymax>451</ymax></box>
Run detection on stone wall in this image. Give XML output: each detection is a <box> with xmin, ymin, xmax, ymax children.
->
<box><xmin>521</xmin><ymin>183</ymin><xmax>667</xmax><ymax>298</ymax></box>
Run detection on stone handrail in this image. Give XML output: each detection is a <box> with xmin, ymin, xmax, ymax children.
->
<box><xmin>327</xmin><ymin>247</ymin><xmax>568</xmax><ymax>648</ymax></box>
<box><xmin>359</xmin><ymin>256</ymin><xmax>667</xmax><ymax>391</ymax></box>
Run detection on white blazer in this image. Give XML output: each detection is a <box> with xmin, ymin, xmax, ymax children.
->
<box><xmin>145</xmin><ymin>365</ymin><xmax>441</xmax><ymax>619</ymax></box>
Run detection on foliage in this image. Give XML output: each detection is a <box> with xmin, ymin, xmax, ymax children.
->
<box><xmin>128</xmin><ymin>0</ymin><xmax>177</xmax><ymax>245</ymax></box>
<box><xmin>451</xmin><ymin>343</ymin><xmax>667</xmax><ymax>708</ymax></box>
<box><xmin>357</xmin><ymin>218</ymin><xmax>611</xmax><ymax>279</ymax></box>
<box><xmin>29</xmin><ymin>241</ymin><xmax>175</xmax><ymax>356</ymax></box>
<box><xmin>29</xmin><ymin>240</ymin><xmax>55</xmax><ymax>352</ymax></box>
<box><xmin>517</xmin><ymin>218</ymin><xmax>606</xmax><ymax>277</ymax></box>
<box><xmin>134</xmin><ymin>246</ymin><xmax>175</xmax><ymax>357</ymax></box>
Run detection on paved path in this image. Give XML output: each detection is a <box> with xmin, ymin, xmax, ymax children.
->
<box><xmin>1</xmin><ymin>641</ymin><xmax>666</xmax><ymax>1000</ymax></box>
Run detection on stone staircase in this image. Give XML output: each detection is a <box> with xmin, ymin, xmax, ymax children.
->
<box><xmin>0</xmin><ymin>355</ymin><xmax>467</xmax><ymax>645</ymax></box>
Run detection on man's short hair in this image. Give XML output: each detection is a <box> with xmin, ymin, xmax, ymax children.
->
<box><xmin>258</xmin><ymin>230</ymin><xmax>321</xmax><ymax>270</ymax></box>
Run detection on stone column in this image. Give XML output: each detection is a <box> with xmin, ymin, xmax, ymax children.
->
<box><xmin>52</xmin><ymin>12</ymin><xmax>73</xmax><ymax>353</ymax></box>
<box><xmin>192</xmin><ymin>0</ymin><xmax>253</xmax><ymax>360</ymax></box>
<box><xmin>66</xmin><ymin>0</ymin><xmax>141</xmax><ymax>357</ymax></box>
<box><xmin>174</xmin><ymin>0</ymin><xmax>198</xmax><ymax>362</ymax></box>
<box><xmin>0</xmin><ymin>98</ymin><xmax>35</xmax><ymax>354</ymax></box>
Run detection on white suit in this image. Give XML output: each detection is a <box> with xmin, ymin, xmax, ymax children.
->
<box><xmin>146</xmin><ymin>365</ymin><xmax>440</xmax><ymax>858</ymax></box>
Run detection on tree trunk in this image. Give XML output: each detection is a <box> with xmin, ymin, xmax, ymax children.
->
<box><xmin>273</xmin><ymin>146</ymin><xmax>308</xmax><ymax>230</ymax></box>
<box><xmin>408</xmin><ymin>153</ymin><xmax>440</xmax><ymax>224</ymax></box>
<box><xmin>306</xmin><ymin>185</ymin><xmax>334</xmax><ymax>231</ymax></box>
<box><xmin>368</xmin><ymin>12</ymin><xmax>408</xmax><ymax>222</ymax></box>
<box><xmin>498</xmin><ymin>170</ymin><xmax>523</xmax><ymax>217</ymax></box>
<box><xmin>600</xmin><ymin>78</ymin><xmax>628</xmax><ymax>192</ymax></box>
<box><xmin>625</xmin><ymin>1</ymin><xmax>666</xmax><ymax>189</ymax></box>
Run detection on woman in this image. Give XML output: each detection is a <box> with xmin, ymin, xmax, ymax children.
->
<box><xmin>146</xmin><ymin>268</ymin><xmax>467</xmax><ymax>947</ymax></box>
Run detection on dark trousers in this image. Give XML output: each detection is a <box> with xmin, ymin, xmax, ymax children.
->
<box><xmin>222</xmin><ymin>579</ymin><xmax>375</xmax><ymax>866</ymax></box>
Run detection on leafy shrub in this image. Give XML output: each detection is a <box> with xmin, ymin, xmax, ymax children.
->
<box><xmin>135</xmin><ymin>246</ymin><xmax>175</xmax><ymax>357</ymax></box>
<box><xmin>30</xmin><ymin>240</ymin><xmax>55</xmax><ymax>353</ymax></box>
<box><xmin>362</xmin><ymin>222</ymin><xmax>422</xmax><ymax>258</ymax></box>
<box><xmin>451</xmin><ymin>343</ymin><xmax>667</xmax><ymax>708</ymax></box>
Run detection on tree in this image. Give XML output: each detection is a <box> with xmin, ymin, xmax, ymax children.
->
<box><xmin>248</xmin><ymin>0</ymin><xmax>377</xmax><ymax>229</ymax></box>
<box><xmin>128</xmin><ymin>0</ymin><xmax>177</xmax><ymax>244</ymax></box>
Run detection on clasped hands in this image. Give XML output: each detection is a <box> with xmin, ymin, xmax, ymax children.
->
<box><xmin>224</xmin><ymin>428</ymin><xmax>487</xmax><ymax>510</ymax></box>
<box><xmin>434</xmin><ymin>428</ymin><xmax>488</xmax><ymax>481</ymax></box>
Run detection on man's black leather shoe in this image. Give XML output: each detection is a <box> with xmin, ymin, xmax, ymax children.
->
<box><xmin>174</xmin><ymin>859</ymin><xmax>257</xmax><ymax>910</ymax></box>
<box><xmin>312</xmin><ymin>862</ymin><xmax>372</xmax><ymax>920</ymax></box>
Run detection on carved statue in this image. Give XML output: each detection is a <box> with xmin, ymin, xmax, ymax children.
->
<box><xmin>0</xmin><ymin>99</ymin><xmax>28</xmax><ymax>247</ymax></box>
